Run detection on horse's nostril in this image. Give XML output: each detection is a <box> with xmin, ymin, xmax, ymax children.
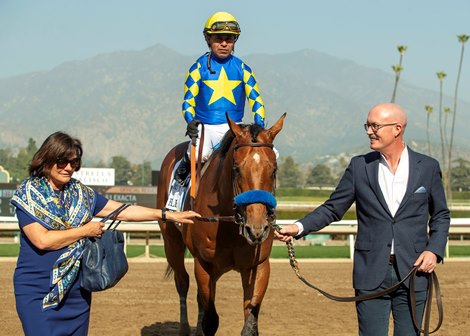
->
<box><xmin>245</xmin><ymin>224</ymin><xmax>269</xmax><ymax>242</ymax></box>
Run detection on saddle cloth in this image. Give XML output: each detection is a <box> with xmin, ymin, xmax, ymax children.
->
<box><xmin>165</xmin><ymin>158</ymin><xmax>191</xmax><ymax>212</ymax></box>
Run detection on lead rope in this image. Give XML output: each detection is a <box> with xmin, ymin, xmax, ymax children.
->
<box><xmin>269</xmin><ymin>222</ymin><xmax>443</xmax><ymax>335</ymax></box>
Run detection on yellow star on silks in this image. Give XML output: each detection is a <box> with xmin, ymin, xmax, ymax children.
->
<box><xmin>203</xmin><ymin>67</ymin><xmax>241</xmax><ymax>105</ymax></box>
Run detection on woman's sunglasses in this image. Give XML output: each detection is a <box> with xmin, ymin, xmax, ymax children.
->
<box><xmin>56</xmin><ymin>157</ymin><xmax>80</xmax><ymax>169</ymax></box>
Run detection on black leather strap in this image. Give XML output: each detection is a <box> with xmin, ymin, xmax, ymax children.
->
<box><xmin>102</xmin><ymin>203</ymin><xmax>131</xmax><ymax>230</ymax></box>
<box><xmin>161</xmin><ymin>208</ymin><xmax>167</xmax><ymax>223</ymax></box>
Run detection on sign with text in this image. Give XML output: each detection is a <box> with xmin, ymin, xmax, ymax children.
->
<box><xmin>73</xmin><ymin>168</ymin><xmax>115</xmax><ymax>186</ymax></box>
<box><xmin>93</xmin><ymin>185</ymin><xmax>157</xmax><ymax>208</ymax></box>
<box><xmin>0</xmin><ymin>183</ymin><xmax>18</xmax><ymax>216</ymax></box>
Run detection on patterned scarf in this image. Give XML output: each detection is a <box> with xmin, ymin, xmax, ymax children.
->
<box><xmin>11</xmin><ymin>176</ymin><xmax>96</xmax><ymax>311</ymax></box>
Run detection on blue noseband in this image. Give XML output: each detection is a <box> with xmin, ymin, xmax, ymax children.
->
<box><xmin>233</xmin><ymin>190</ymin><xmax>277</xmax><ymax>209</ymax></box>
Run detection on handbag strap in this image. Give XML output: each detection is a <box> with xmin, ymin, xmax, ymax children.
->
<box><xmin>101</xmin><ymin>203</ymin><xmax>131</xmax><ymax>230</ymax></box>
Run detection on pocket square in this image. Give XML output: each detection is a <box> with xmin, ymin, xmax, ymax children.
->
<box><xmin>414</xmin><ymin>186</ymin><xmax>426</xmax><ymax>193</ymax></box>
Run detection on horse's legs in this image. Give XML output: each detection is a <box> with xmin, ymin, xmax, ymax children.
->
<box><xmin>194</xmin><ymin>258</ymin><xmax>219</xmax><ymax>336</ymax></box>
<box><xmin>195</xmin><ymin>291</ymin><xmax>205</xmax><ymax>336</ymax></box>
<box><xmin>162</xmin><ymin>224</ymin><xmax>191</xmax><ymax>336</ymax></box>
<box><xmin>240</xmin><ymin>260</ymin><xmax>271</xmax><ymax>336</ymax></box>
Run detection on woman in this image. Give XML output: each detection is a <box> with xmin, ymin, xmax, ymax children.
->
<box><xmin>10</xmin><ymin>131</ymin><xmax>199</xmax><ymax>336</ymax></box>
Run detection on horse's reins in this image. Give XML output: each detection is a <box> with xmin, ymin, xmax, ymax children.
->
<box><xmin>270</xmin><ymin>222</ymin><xmax>443</xmax><ymax>336</ymax></box>
<box><xmin>189</xmin><ymin>123</ymin><xmax>205</xmax><ymax>210</ymax></box>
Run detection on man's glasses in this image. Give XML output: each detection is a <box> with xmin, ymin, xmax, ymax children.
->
<box><xmin>56</xmin><ymin>158</ymin><xmax>80</xmax><ymax>169</ymax></box>
<box><xmin>207</xmin><ymin>21</ymin><xmax>241</xmax><ymax>33</ymax></box>
<box><xmin>363</xmin><ymin>123</ymin><xmax>398</xmax><ymax>132</ymax></box>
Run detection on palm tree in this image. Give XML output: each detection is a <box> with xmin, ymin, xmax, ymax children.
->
<box><xmin>391</xmin><ymin>45</ymin><xmax>407</xmax><ymax>103</ymax></box>
<box><xmin>425</xmin><ymin>105</ymin><xmax>434</xmax><ymax>156</ymax></box>
<box><xmin>436</xmin><ymin>71</ymin><xmax>447</xmax><ymax>171</ymax></box>
<box><xmin>447</xmin><ymin>34</ymin><xmax>469</xmax><ymax>199</ymax></box>
<box><xmin>443</xmin><ymin>107</ymin><xmax>451</xmax><ymax>151</ymax></box>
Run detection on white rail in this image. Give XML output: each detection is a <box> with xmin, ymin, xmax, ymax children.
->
<box><xmin>1</xmin><ymin>217</ymin><xmax>469</xmax><ymax>259</ymax></box>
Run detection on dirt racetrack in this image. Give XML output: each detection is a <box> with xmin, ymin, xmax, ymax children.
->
<box><xmin>2</xmin><ymin>258</ymin><xmax>469</xmax><ymax>335</ymax></box>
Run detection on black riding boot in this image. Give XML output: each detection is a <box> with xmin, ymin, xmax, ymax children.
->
<box><xmin>175</xmin><ymin>154</ymin><xmax>190</xmax><ymax>185</ymax></box>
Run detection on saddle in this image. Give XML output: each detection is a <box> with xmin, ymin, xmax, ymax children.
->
<box><xmin>165</xmin><ymin>129</ymin><xmax>216</xmax><ymax>212</ymax></box>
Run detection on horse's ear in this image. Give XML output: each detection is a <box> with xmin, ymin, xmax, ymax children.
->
<box><xmin>226</xmin><ymin>112</ymin><xmax>243</xmax><ymax>137</ymax></box>
<box><xmin>266</xmin><ymin>113</ymin><xmax>286</xmax><ymax>142</ymax></box>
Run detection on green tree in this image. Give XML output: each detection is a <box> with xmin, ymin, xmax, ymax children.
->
<box><xmin>391</xmin><ymin>45</ymin><xmax>407</xmax><ymax>103</ymax></box>
<box><xmin>424</xmin><ymin>105</ymin><xmax>433</xmax><ymax>156</ymax></box>
<box><xmin>14</xmin><ymin>148</ymin><xmax>32</xmax><ymax>181</ymax></box>
<box><xmin>447</xmin><ymin>34</ymin><xmax>469</xmax><ymax>199</ymax></box>
<box><xmin>0</xmin><ymin>148</ymin><xmax>13</xmax><ymax>167</ymax></box>
<box><xmin>278</xmin><ymin>156</ymin><xmax>302</xmax><ymax>188</ymax></box>
<box><xmin>338</xmin><ymin>156</ymin><xmax>348</xmax><ymax>169</ymax></box>
<box><xmin>451</xmin><ymin>158</ymin><xmax>470</xmax><ymax>191</ymax></box>
<box><xmin>306</xmin><ymin>163</ymin><xmax>336</xmax><ymax>188</ymax></box>
<box><xmin>0</xmin><ymin>139</ymin><xmax>35</xmax><ymax>181</ymax></box>
<box><xmin>130</xmin><ymin>161</ymin><xmax>152</xmax><ymax>186</ymax></box>
<box><xmin>7</xmin><ymin>138</ymin><xmax>38</xmax><ymax>182</ymax></box>
<box><xmin>335</xmin><ymin>156</ymin><xmax>349</xmax><ymax>184</ymax></box>
<box><xmin>25</xmin><ymin>138</ymin><xmax>37</xmax><ymax>157</ymax></box>
<box><xmin>109</xmin><ymin>156</ymin><xmax>132</xmax><ymax>185</ymax></box>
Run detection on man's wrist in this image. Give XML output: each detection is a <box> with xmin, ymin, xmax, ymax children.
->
<box><xmin>294</xmin><ymin>221</ymin><xmax>304</xmax><ymax>236</ymax></box>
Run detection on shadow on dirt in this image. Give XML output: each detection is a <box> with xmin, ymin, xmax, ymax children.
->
<box><xmin>141</xmin><ymin>321</ymin><xmax>196</xmax><ymax>336</ymax></box>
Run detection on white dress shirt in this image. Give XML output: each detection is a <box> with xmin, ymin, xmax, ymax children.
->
<box><xmin>378</xmin><ymin>146</ymin><xmax>409</xmax><ymax>254</ymax></box>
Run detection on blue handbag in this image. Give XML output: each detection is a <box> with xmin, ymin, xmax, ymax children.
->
<box><xmin>81</xmin><ymin>203</ymin><xmax>130</xmax><ymax>292</ymax></box>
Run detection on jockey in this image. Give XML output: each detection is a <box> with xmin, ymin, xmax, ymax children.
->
<box><xmin>175</xmin><ymin>11</ymin><xmax>266</xmax><ymax>184</ymax></box>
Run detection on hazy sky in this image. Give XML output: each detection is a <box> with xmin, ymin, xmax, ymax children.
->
<box><xmin>1</xmin><ymin>0</ymin><xmax>469</xmax><ymax>100</ymax></box>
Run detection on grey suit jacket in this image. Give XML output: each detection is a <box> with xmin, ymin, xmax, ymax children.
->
<box><xmin>298</xmin><ymin>148</ymin><xmax>450</xmax><ymax>291</ymax></box>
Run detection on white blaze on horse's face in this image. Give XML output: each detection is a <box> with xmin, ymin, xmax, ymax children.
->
<box><xmin>252</xmin><ymin>153</ymin><xmax>261</xmax><ymax>164</ymax></box>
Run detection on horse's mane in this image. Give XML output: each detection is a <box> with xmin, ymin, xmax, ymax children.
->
<box><xmin>218</xmin><ymin>123</ymin><xmax>265</xmax><ymax>157</ymax></box>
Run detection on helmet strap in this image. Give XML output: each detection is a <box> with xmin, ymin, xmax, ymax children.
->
<box><xmin>206</xmin><ymin>52</ymin><xmax>216</xmax><ymax>74</ymax></box>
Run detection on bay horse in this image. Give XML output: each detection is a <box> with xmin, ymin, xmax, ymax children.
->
<box><xmin>157</xmin><ymin>113</ymin><xmax>286</xmax><ymax>336</ymax></box>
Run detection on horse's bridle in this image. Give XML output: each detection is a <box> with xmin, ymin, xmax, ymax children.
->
<box><xmin>196</xmin><ymin>141</ymin><xmax>277</xmax><ymax>232</ymax></box>
<box><xmin>231</xmin><ymin>142</ymin><xmax>277</xmax><ymax>235</ymax></box>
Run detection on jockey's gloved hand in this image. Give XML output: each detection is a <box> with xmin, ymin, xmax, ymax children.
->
<box><xmin>185</xmin><ymin>119</ymin><xmax>201</xmax><ymax>139</ymax></box>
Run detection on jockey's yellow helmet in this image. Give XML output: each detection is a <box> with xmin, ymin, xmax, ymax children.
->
<box><xmin>203</xmin><ymin>11</ymin><xmax>241</xmax><ymax>37</ymax></box>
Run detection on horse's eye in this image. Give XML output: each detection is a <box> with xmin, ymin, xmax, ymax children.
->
<box><xmin>233</xmin><ymin>166</ymin><xmax>240</xmax><ymax>175</ymax></box>
<box><xmin>272</xmin><ymin>168</ymin><xmax>277</xmax><ymax>178</ymax></box>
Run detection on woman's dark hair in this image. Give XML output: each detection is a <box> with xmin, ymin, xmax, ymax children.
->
<box><xmin>29</xmin><ymin>131</ymin><xmax>83</xmax><ymax>177</ymax></box>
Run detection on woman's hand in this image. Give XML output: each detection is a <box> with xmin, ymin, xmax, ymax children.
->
<box><xmin>167</xmin><ymin>210</ymin><xmax>201</xmax><ymax>224</ymax></box>
<box><xmin>22</xmin><ymin>221</ymin><xmax>104</xmax><ymax>250</ymax></box>
<box><xmin>82</xmin><ymin>221</ymin><xmax>105</xmax><ymax>238</ymax></box>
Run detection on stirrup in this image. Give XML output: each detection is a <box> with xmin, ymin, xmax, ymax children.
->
<box><xmin>174</xmin><ymin>159</ymin><xmax>190</xmax><ymax>186</ymax></box>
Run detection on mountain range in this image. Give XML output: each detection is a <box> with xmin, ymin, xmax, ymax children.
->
<box><xmin>1</xmin><ymin>44</ymin><xmax>469</xmax><ymax>168</ymax></box>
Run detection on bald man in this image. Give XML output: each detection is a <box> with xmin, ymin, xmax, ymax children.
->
<box><xmin>276</xmin><ymin>103</ymin><xmax>450</xmax><ymax>336</ymax></box>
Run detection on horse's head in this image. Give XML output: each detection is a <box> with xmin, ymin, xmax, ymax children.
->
<box><xmin>226</xmin><ymin>113</ymin><xmax>286</xmax><ymax>245</ymax></box>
